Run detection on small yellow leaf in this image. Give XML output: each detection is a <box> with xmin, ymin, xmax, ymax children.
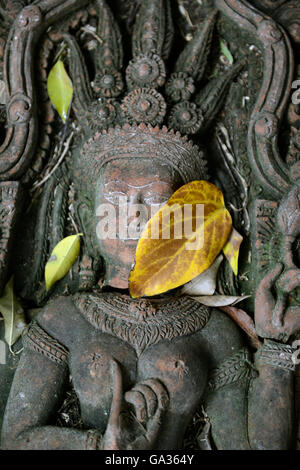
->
<box><xmin>129</xmin><ymin>181</ymin><xmax>232</xmax><ymax>298</ymax></box>
<box><xmin>45</xmin><ymin>234</ymin><xmax>82</xmax><ymax>291</ymax></box>
<box><xmin>0</xmin><ymin>277</ymin><xmax>26</xmax><ymax>347</ymax></box>
<box><xmin>222</xmin><ymin>227</ymin><xmax>243</xmax><ymax>275</ymax></box>
<box><xmin>47</xmin><ymin>60</ymin><xmax>73</xmax><ymax>122</ymax></box>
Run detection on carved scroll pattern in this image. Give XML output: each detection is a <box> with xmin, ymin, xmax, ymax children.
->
<box><xmin>253</xmin><ymin>199</ymin><xmax>280</xmax><ymax>274</ymax></box>
<box><xmin>0</xmin><ymin>0</ymin><xmax>91</xmax><ymax>181</ymax></box>
<box><xmin>217</xmin><ymin>1</ymin><xmax>300</xmax><ymax>349</ymax></box>
<box><xmin>216</xmin><ymin>0</ymin><xmax>294</xmax><ymax>200</ymax></box>
<box><xmin>0</xmin><ymin>181</ymin><xmax>22</xmax><ymax>293</ymax></box>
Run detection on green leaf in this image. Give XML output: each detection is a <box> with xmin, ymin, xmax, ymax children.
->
<box><xmin>47</xmin><ymin>60</ymin><xmax>73</xmax><ymax>122</ymax></box>
<box><xmin>0</xmin><ymin>277</ymin><xmax>27</xmax><ymax>347</ymax></box>
<box><xmin>220</xmin><ymin>39</ymin><xmax>234</xmax><ymax>64</ymax></box>
<box><xmin>45</xmin><ymin>234</ymin><xmax>82</xmax><ymax>291</ymax></box>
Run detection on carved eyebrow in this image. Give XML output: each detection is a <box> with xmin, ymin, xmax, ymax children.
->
<box><xmin>103</xmin><ymin>180</ymin><xmax>172</xmax><ymax>190</ymax></box>
<box><xmin>104</xmin><ymin>180</ymin><xmax>124</xmax><ymax>186</ymax></box>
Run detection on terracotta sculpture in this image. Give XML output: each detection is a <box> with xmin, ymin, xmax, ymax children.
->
<box><xmin>0</xmin><ymin>0</ymin><xmax>300</xmax><ymax>450</ymax></box>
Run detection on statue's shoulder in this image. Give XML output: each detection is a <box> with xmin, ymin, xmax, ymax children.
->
<box><xmin>34</xmin><ymin>294</ymin><xmax>85</xmax><ymax>348</ymax></box>
<box><xmin>200</xmin><ymin>307</ymin><xmax>246</xmax><ymax>366</ymax></box>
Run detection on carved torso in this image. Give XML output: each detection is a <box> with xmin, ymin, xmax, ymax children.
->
<box><xmin>25</xmin><ymin>292</ymin><xmax>244</xmax><ymax>447</ymax></box>
<box><xmin>1</xmin><ymin>0</ymin><xmax>300</xmax><ymax>451</ymax></box>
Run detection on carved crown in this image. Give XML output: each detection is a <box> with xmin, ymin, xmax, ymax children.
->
<box><xmin>67</xmin><ymin>0</ymin><xmax>243</xmax><ymax>185</ymax></box>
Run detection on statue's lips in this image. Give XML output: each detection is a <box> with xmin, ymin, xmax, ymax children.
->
<box><xmin>117</xmin><ymin>238</ymin><xmax>140</xmax><ymax>245</ymax></box>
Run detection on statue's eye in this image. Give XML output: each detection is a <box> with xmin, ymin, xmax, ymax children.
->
<box><xmin>103</xmin><ymin>192</ymin><xmax>127</xmax><ymax>205</ymax></box>
<box><xmin>144</xmin><ymin>195</ymin><xmax>169</xmax><ymax>206</ymax></box>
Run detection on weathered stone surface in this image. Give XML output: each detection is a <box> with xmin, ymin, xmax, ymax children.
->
<box><xmin>0</xmin><ymin>0</ymin><xmax>299</xmax><ymax>450</ymax></box>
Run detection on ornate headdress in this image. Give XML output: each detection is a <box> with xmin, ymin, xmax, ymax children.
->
<box><xmin>67</xmin><ymin>0</ymin><xmax>242</xmax><ymax>191</ymax></box>
<box><xmin>78</xmin><ymin>124</ymin><xmax>207</xmax><ymax>187</ymax></box>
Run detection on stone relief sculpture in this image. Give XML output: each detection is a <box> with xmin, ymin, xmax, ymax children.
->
<box><xmin>0</xmin><ymin>0</ymin><xmax>300</xmax><ymax>450</ymax></box>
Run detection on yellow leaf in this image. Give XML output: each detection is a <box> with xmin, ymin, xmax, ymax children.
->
<box><xmin>45</xmin><ymin>234</ymin><xmax>82</xmax><ymax>291</ymax></box>
<box><xmin>129</xmin><ymin>181</ymin><xmax>232</xmax><ymax>298</ymax></box>
<box><xmin>181</xmin><ymin>254</ymin><xmax>223</xmax><ymax>296</ymax></box>
<box><xmin>0</xmin><ymin>277</ymin><xmax>27</xmax><ymax>347</ymax></box>
<box><xmin>47</xmin><ymin>60</ymin><xmax>73</xmax><ymax>122</ymax></box>
<box><xmin>222</xmin><ymin>227</ymin><xmax>243</xmax><ymax>275</ymax></box>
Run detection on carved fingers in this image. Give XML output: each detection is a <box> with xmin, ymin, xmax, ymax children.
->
<box><xmin>101</xmin><ymin>359</ymin><xmax>123</xmax><ymax>450</ymax></box>
<box><xmin>272</xmin><ymin>268</ymin><xmax>300</xmax><ymax>328</ymax></box>
<box><xmin>125</xmin><ymin>378</ymin><xmax>169</xmax><ymax>450</ymax></box>
<box><xmin>125</xmin><ymin>383</ymin><xmax>157</xmax><ymax>422</ymax></box>
<box><xmin>255</xmin><ymin>264</ymin><xmax>283</xmax><ymax>338</ymax></box>
<box><xmin>255</xmin><ymin>263</ymin><xmax>283</xmax><ymax>311</ymax></box>
<box><xmin>255</xmin><ymin>264</ymin><xmax>300</xmax><ymax>340</ymax></box>
<box><xmin>108</xmin><ymin>360</ymin><xmax>123</xmax><ymax>429</ymax></box>
<box><xmin>276</xmin><ymin>268</ymin><xmax>300</xmax><ymax>293</ymax></box>
<box><xmin>102</xmin><ymin>362</ymin><xmax>169</xmax><ymax>450</ymax></box>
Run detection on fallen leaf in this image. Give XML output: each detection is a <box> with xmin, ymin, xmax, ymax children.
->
<box><xmin>129</xmin><ymin>180</ymin><xmax>232</xmax><ymax>298</ymax></box>
<box><xmin>45</xmin><ymin>234</ymin><xmax>82</xmax><ymax>291</ymax></box>
<box><xmin>0</xmin><ymin>277</ymin><xmax>27</xmax><ymax>347</ymax></box>
<box><xmin>191</xmin><ymin>294</ymin><xmax>250</xmax><ymax>307</ymax></box>
<box><xmin>222</xmin><ymin>227</ymin><xmax>243</xmax><ymax>275</ymax></box>
<box><xmin>181</xmin><ymin>254</ymin><xmax>223</xmax><ymax>296</ymax></box>
<box><xmin>220</xmin><ymin>305</ymin><xmax>262</xmax><ymax>349</ymax></box>
<box><xmin>220</xmin><ymin>39</ymin><xmax>234</xmax><ymax>64</ymax></box>
<box><xmin>47</xmin><ymin>60</ymin><xmax>73</xmax><ymax>122</ymax></box>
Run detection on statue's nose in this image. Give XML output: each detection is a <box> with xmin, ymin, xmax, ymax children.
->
<box><xmin>126</xmin><ymin>193</ymin><xmax>149</xmax><ymax>237</ymax></box>
<box><xmin>128</xmin><ymin>191</ymin><xmax>143</xmax><ymax>206</ymax></box>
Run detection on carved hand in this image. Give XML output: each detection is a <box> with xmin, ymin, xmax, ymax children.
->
<box><xmin>255</xmin><ymin>263</ymin><xmax>300</xmax><ymax>341</ymax></box>
<box><xmin>100</xmin><ymin>360</ymin><xmax>169</xmax><ymax>450</ymax></box>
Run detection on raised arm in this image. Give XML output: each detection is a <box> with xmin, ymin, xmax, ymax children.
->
<box><xmin>1</xmin><ymin>314</ymin><xmax>170</xmax><ymax>450</ymax></box>
<box><xmin>247</xmin><ymin>263</ymin><xmax>300</xmax><ymax>450</ymax></box>
<box><xmin>204</xmin><ymin>266</ymin><xmax>298</xmax><ymax>450</ymax></box>
<box><xmin>247</xmin><ymin>339</ymin><xmax>295</xmax><ymax>450</ymax></box>
<box><xmin>201</xmin><ymin>309</ymin><xmax>253</xmax><ymax>450</ymax></box>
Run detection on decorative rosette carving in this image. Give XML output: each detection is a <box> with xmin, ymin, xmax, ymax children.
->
<box><xmin>93</xmin><ymin>70</ymin><xmax>124</xmax><ymax>98</ymax></box>
<box><xmin>165</xmin><ymin>72</ymin><xmax>195</xmax><ymax>103</ymax></box>
<box><xmin>126</xmin><ymin>53</ymin><xmax>166</xmax><ymax>90</ymax></box>
<box><xmin>86</xmin><ymin>99</ymin><xmax>118</xmax><ymax>130</ymax></box>
<box><xmin>168</xmin><ymin>101</ymin><xmax>203</xmax><ymax>135</ymax></box>
<box><xmin>122</xmin><ymin>88</ymin><xmax>166</xmax><ymax>126</ymax></box>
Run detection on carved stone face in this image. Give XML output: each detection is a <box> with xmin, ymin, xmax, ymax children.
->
<box><xmin>94</xmin><ymin>159</ymin><xmax>182</xmax><ymax>289</ymax></box>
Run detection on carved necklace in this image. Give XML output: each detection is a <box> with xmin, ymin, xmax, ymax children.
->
<box><xmin>73</xmin><ymin>292</ymin><xmax>210</xmax><ymax>356</ymax></box>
